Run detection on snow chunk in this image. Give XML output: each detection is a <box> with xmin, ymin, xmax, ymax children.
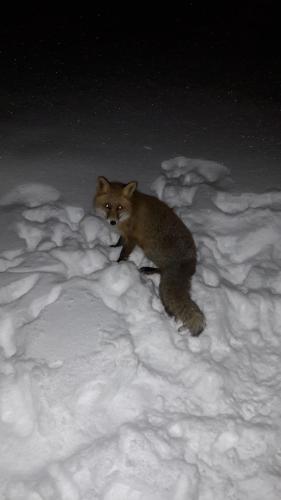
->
<box><xmin>152</xmin><ymin>175</ymin><xmax>198</xmax><ymax>206</ymax></box>
<box><xmin>0</xmin><ymin>255</ymin><xmax>24</xmax><ymax>272</ymax></box>
<box><xmin>161</xmin><ymin>156</ymin><xmax>229</xmax><ymax>183</ymax></box>
<box><xmin>152</xmin><ymin>156</ymin><xmax>229</xmax><ymax>207</ymax></box>
<box><xmin>0</xmin><ymin>315</ymin><xmax>16</xmax><ymax>358</ymax></box>
<box><xmin>47</xmin><ymin>462</ymin><xmax>80</xmax><ymax>500</ymax></box>
<box><xmin>6</xmin><ymin>482</ymin><xmax>43</xmax><ymax>500</ymax></box>
<box><xmin>16</xmin><ymin>221</ymin><xmax>45</xmax><ymax>251</ymax></box>
<box><xmin>22</xmin><ymin>204</ymin><xmax>84</xmax><ymax>230</ymax></box>
<box><xmin>0</xmin><ymin>183</ymin><xmax>61</xmax><ymax>207</ymax></box>
<box><xmin>28</xmin><ymin>284</ymin><xmax>62</xmax><ymax>318</ymax></box>
<box><xmin>16</xmin><ymin>219</ymin><xmax>79</xmax><ymax>251</ymax></box>
<box><xmin>98</xmin><ymin>262</ymin><xmax>137</xmax><ymax>297</ymax></box>
<box><xmin>51</xmin><ymin>247</ymin><xmax>108</xmax><ymax>277</ymax></box>
<box><xmin>90</xmin><ymin>261</ymin><xmax>157</xmax><ymax>323</ymax></box>
<box><xmin>214</xmin><ymin>190</ymin><xmax>281</xmax><ymax>214</ymax></box>
<box><xmin>0</xmin><ymin>274</ymin><xmax>40</xmax><ymax>305</ymax></box>
<box><xmin>79</xmin><ymin>214</ymin><xmax>113</xmax><ymax>246</ymax></box>
<box><xmin>0</xmin><ymin>371</ymin><xmax>36</xmax><ymax>437</ymax></box>
<box><xmin>64</xmin><ymin>205</ymin><xmax>85</xmax><ymax>225</ymax></box>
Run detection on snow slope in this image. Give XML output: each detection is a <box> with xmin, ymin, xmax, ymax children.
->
<box><xmin>0</xmin><ymin>157</ymin><xmax>281</xmax><ymax>499</ymax></box>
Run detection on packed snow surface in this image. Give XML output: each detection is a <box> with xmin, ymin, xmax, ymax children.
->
<box><xmin>0</xmin><ymin>157</ymin><xmax>281</xmax><ymax>499</ymax></box>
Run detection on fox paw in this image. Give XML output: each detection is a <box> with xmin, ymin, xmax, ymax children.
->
<box><xmin>178</xmin><ymin>310</ymin><xmax>206</xmax><ymax>337</ymax></box>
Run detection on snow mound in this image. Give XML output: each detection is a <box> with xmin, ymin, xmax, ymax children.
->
<box><xmin>152</xmin><ymin>156</ymin><xmax>231</xmax><ymax>206</ymax></box>
<box><xmin>22</xmin><ymin>204</ymin><xmax>85</xmax><ymax>228</ymax></box>
<box><xmin>0</xmin><ymin>183</ymin><xmax>61</xmax><ymax>207</ymax></box>
<box><xmin>214</xmin><ymin>190</ymin><xmax>281</xmax><ymax>213</ymax></box>
<box><xmin>161</xmin><ymin>156</ymin><xmax>230</xmax><ymax>182</ymax></box>
<box><xmin>1</xmin><ymin>158</ymin><xmax>281</xmax><ymax>499</ymax></box>
<box><xmin>80</xmin><ymin>214</ymin><xmax>114</xmax><ymax>246</ymax></box>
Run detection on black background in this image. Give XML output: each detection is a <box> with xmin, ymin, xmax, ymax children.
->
<box><xmin>1</xmin><ymin>2</ymin><xmax>280</xmax><ymax>99</ymax></box>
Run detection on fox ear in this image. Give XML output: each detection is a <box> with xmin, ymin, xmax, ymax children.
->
<box><xmin>97</xmin><ymin>176</ymin><xmax>110</xmax><ymax>193</ymax></box>
<box><xmin>123</xmin><ymin>181</ymin><xmax>137</xmax><ymax>198</ymax></box>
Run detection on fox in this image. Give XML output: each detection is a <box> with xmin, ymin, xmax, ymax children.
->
<box><xmin>94</xmin><ymin>176</ymin><xmax>206</xmax><ymax>336</ymax></box>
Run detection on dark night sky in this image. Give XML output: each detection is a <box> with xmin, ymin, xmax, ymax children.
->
<box><xmin>1</xmin><ymin>2</ymin><xmax>280</xmax><ymax>99</ymax></box>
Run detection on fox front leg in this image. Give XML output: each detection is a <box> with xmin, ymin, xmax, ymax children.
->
<box><xmin>117</xmin><ymin>239</ymin><xmax>136</xmax><ymax>262</ymax></box>
<box><xmin>110</xmin><ymin>236</ymin><xmax>124</xmax><ymax>248</ymax></box>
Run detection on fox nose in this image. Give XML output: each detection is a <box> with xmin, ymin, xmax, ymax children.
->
<box><xmin>110</xmin><ymin>220</ymin><xmax>116</xmax><ymax>225</ymax></box>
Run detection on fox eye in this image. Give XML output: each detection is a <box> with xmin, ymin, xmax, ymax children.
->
<box><xmin>105</xmin><ymin>203</ymin><xmax>112</xmax><ymax>209</ymax></box>
<box><xmin>117</xmin><ymin>205</ymin><xmax>123</xmax><ymax>211</ymax></box>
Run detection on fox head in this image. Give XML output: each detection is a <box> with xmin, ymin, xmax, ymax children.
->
<box><xmin>94</xmin><ymin>176</ymin><xmax>137</xmax><ymax>225</ymax></box>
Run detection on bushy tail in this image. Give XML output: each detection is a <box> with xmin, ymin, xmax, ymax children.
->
<box><xmin>159</xmin><ymin>262</ymin><xmax>205</xmax><ymax>336</ymax></box>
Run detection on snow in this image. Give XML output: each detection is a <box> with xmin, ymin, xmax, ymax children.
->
<box><xmin>0</xmin><ymin>156</ymin><xmax>281</xmax><ymax>499</ymax></box>
<box><xmin>0</xmin><ymin>183</ymin><xmax>61</xmax><ymax>208</ymax></box>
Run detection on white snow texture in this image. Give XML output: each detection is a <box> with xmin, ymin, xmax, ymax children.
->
<box><xmin>0</xmin><ymin>157</ymin><xmax>281</xmax><ymax>500</ymax></box>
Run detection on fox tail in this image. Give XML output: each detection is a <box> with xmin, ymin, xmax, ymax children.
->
<box><xmin>159</xmin><ymin>261</ymin><xmax>205</xmax><ymax>336</ymax></box>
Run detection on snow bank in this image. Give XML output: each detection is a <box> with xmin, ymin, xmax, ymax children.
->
<box><xmin>0</xmin><ymin>183</ymin><xmax>61</xmax><ymax>207</ymax></box>
<box><xmin>0</xmin><ymin>165</ymin><xmax>280</xmax><ymax>499</ymax></box>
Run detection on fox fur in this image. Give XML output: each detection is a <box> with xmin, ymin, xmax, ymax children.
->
<box><xmin>94</xmin><ymin>176</ymin><xmax>205</xmax><ymax>336</ymax></box>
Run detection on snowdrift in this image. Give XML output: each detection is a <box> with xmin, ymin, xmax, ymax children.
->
<box><xmin>0</xmin><ymin>158</ymin><xmax>280</xmax><ymax>499</ymax></box>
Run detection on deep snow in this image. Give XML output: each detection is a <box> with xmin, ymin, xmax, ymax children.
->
<box><xmin>0</xmin><ymin>156</ymin><xmax>281</xmax><ymax>499</ymax></box>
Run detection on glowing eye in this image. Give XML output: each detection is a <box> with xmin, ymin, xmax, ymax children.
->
<box><xmin>105</xmin><ymin>203</ymin><xmax>111</xmax><ymax>209</ymax></box>
<box><xmin>117</xmin><ymin>205</ymin><xmax>123</xmax><ymax>210</ymax></box>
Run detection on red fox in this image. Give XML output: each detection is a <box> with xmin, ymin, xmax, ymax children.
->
<box><xmin>94</xmin><ymin>176</ymin><xmax>205</xmax><ymax>336</ymax></box>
